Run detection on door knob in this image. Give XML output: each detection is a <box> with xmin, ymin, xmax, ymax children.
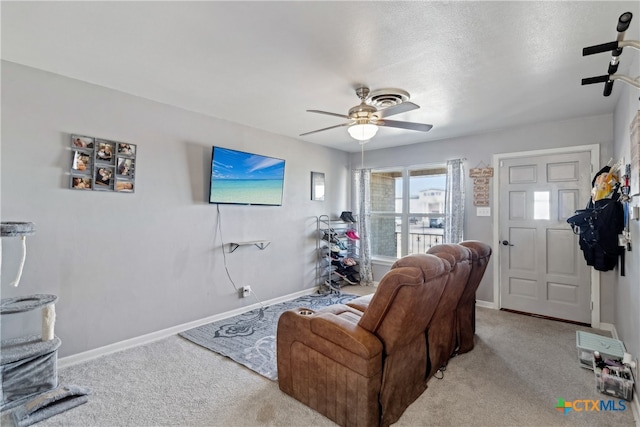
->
<box><xmin>502</xmin><ymin>240</ymin><xmax>514</xmax><ymax>246</ymax></box>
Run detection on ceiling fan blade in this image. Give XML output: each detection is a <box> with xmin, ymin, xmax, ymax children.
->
<box><xmin>300</xmin><ymin>122</ymin><xmax>352</xmax><ymax>136</ymax></box>
<box><xmin>307</xmin><ymin>110</ymin><xmax>350</xmax><ymax>119</ymax></box>
<box><xmin>377</xmin><ymin>119</ymin><xmax>433</xmax><ymax>132</ymax></box>
<box><xmin>374</xmin><ymin>102</ymin><xmax>420</xmax><ymax>119</ymax></box>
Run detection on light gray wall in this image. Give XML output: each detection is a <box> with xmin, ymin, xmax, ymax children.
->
<box><xmin>612</xmin><ymin>53</ymin><xmax>640</xmax><ymax>365</ymax></box>
<box><xmin>0</xmin><ymin>62</ymin><xmax>349</xmax><ymax>357</ymax></box>
<box><xmin>350</xmin><ymin>114</ymin><xmax>620</xmax><ymax>323</ymax></box>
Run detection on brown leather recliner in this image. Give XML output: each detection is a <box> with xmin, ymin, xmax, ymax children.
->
<box><xmin>456</xmin><ymin>240</ymin><xmax>492</xmax><ymax>354</ymax></box>
<box><xmin>423</xmin><ymin>244</ymin><xmax>472</xmax><ymax>378</ymax></box>
<box><xmin>277</xmin><ymin>254</ymin><xmax>451</xmax><ymax>427</ymax></box>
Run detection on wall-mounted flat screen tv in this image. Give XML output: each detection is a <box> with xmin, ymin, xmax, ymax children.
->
<box><xmin>209</xmin><ymin>146</ymin><xmax>286</xmax><ymax>206</ymax></box>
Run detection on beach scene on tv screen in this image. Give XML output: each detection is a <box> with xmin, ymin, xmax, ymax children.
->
<box><xmin>210</xmin><ymin>147</ymin><xmax>285</xmax><ymax>205</ymax></box>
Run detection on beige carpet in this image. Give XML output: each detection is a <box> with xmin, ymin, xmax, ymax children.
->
<box><xmin>27</xmin><ymin>286</ymin><xmax>637</xmax><ymax>426</ymax></box>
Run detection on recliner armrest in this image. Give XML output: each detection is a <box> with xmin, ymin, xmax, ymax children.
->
<box><xmin>277</xmin><ymin>306</ymin><xmax>383</xmax><ymax>389</ymax></box>
<box><xmin>310</xmin><ymin>312</ymin><xmax>382</xmax><ymax>359</ymax></box>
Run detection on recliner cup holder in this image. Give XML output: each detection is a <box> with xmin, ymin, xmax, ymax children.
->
<box><xmin>298</xmin><ymin>309</ymin><xmax>314</xmax><ymax>316</ymax></box>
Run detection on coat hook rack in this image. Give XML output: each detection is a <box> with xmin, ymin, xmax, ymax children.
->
<box><xmin>582</xmin><ymin>12</ymin><xmax>639</xmax><ymax>97</ymax></box>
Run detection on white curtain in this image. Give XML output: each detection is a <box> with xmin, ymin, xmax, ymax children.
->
<box><xmin>444</xmin><ymin>159</ymin><xmax>465</xmax><ymax>243</ymax></box>
<box><xmin>353</xmin><ymin>168</ymin><xmax>374</xmax><ymax>285</ymax></box>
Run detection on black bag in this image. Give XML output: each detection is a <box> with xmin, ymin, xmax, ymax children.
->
<box><xmin>567</xmin><ymin>207</ymin><xmax>603</xmax><ymax>247</ymax></box>
<box><xmin>567</xmin><ymin>198</ymin><xmax>625</xmax><ymax>272</ymax></box>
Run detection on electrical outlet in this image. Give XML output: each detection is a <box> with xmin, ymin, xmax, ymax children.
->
<box><xmin>242</xmin><ymin>286</ymin><xmax>251</xmax><ymax>298</ymax></box>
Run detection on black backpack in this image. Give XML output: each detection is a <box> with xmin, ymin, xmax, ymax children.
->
<box><xmin>567</xmin><ymin>206</ymin><xmax>605</xmax><ymax>247</ymax></box>
<box><xmin>567</xmin><ymin>196</ymin><xmax>624</xmax><ymax>272</ymax></box>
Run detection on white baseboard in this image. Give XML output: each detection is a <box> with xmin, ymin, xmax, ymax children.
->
<box><xmin>58</xmin><ymin>287</ymin><xmax>319</xmax><ymax>369</ymax></box>
<box><xmin>476</xmin><ymin>299</ymin><xmax>497</xmax><ymax>309</ymax></box>
<box><xmin>631</xmin><ymin>397</ymin><xmax>640</xmax><ymax>427</ymax></box>
<box><xmin>594</xmin><ymin>322</ymin><xmax>615</xmax><ymax>334</ymax></box>
<box><xmin>600</xmin><ymin>322</ymin><xmax>616</xmax><ymax>335</ymax></box>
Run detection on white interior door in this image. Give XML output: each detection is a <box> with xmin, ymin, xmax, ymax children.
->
<box><xmin>498</xmin><ymin>150</ymin><xmax>592</xmax><ymax>324</ymax></box>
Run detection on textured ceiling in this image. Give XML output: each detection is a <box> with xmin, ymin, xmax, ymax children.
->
<box><xmin>2</xmin><ymin>1</ymin><xmax>639</xmax><ymax>152</ymax></box>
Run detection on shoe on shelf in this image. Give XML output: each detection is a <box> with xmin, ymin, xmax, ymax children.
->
<box><xmin>324</xmin><ymin>279</ymin><xmax>342</xmax><ymax>291</ymax></box>
<box><xmin>342</xmin><ymin>265</ymin><xmax>358</xmax><ymax>275</ymax></box>
<box><xmin>334</xmin><ymin>264</ymin><xmax>348</xmax><ymax>274</ymax></box>
<box><xmin>346</xmin><ymin>274</ymin><xmax>359</xmax><ymax>284</ymax></box>
<box><xmin>333</xmin><ymin>269</ymin><xmax>348</xmax><ymax>279</ymax></box>
<box><xmin>334</xmin><ymin>270</ymin><xmax>358</xmax><ymax>285</ymax></box>
<box><xmin>322</xmin><ymin>232</ymin><xmax>338</xmax><ymax>244</ymax></box>
<box><xmin>346</xmin><ymin>230</ymin><xmax>360</xmax><ymax>240</ymax></box>
<box><xmin>337</xmin><ymin>240</ymin><xmax>348</xmax><ymax>250</ymax></box>
<box><xmin>347</xmin><ymin>212</ymin><xmax>357</xmax><ymax>222</ymax></box>
<box><xmin>340</xmin><ymin>211</ymin><xmax>353</xmax><ymax>223</ymax></box>
<box><xmin>330</xmin><ymin>259</ymin><xmax>343</xmax><ymax>267</ymax></box>
<box><xmin>330</xmin><ymin>244</ymin><xmax>342</xmax><ymax>253</ymax></box>
<box><xmin>343</xmin><ymin>257</ymin><xmax>358</xmax><ymax>266</ymax></box>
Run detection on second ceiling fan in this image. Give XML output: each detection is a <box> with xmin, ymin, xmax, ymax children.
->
<box><xmin>301</xmin><ymin>86</ymin><xmax>433</xmax><ymax>142</ymax></box>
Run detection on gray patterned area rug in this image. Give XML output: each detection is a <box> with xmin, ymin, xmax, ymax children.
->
<box><xmin>179</xmin><ymin>293</ymin><xmax>357</xmax><ymax>381</ymax></box>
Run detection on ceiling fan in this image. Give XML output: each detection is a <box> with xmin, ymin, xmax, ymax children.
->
<box><xmin>300</xmin><ymin>86</ymin><xmax>433</xmax><ymax>142</ymax></box>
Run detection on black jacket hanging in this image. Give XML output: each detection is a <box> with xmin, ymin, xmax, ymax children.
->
<box><xmin>568</xmin><ymin>193</ymin><xmax>625</xmax><ymax>272</ymax></box>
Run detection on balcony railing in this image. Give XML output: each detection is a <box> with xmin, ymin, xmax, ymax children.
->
<box><xmin>397</xmin><ymin>231</ymin><xmax>443</xmax><ymax>256</ymax></box>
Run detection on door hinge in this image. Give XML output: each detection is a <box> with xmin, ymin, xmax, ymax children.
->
<box><xmin>591</xmin><ymin>301</ymin><xmax>594</xmax><ymax>311</ymax></box>
<box><xmin>500</xmin><ymin>160</ymin><xmax>504</xmax><ymax>167</ymax></box>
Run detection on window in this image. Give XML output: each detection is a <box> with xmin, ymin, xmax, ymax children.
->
<box><xmin>533</xmin><ymin>191</ymin><xmax>550</xmax><ymax>220</ymax></box>
<box><xmin>370</xmin><ymin>166</ymin><xmax>447</xmax><ymax>259</ymax></box>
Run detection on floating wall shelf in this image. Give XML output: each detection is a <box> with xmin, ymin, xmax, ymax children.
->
<box><xmin>228</xmin><ymin>240</ymin><xmax>271</xmax><ymax>253</ymax></box>
<box><xmin>1</xmin><ymin>222</ymin><xmax>36</xmax><ymax>237</ymax></box>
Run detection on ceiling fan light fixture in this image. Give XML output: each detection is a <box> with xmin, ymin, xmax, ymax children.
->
<box><xmin>348</xmin><ymin>123</ymin><xmax>378</xmax><ymax>141</ymax></box>
<box><xmin>302</xmin><ymin>86</ymin><xmax>432</xmax><ymax>140</ymax></box>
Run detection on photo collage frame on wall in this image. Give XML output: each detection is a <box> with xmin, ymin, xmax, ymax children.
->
<box><xmin>70</xmin><ymin>134</ymin><xmax>136</xmax><ymax>193</ymax></box>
